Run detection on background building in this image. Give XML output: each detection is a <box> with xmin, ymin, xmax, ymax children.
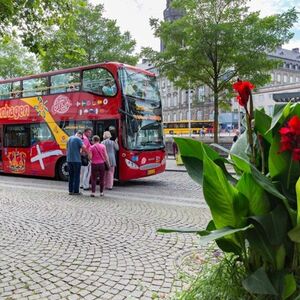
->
<box><xmin>140</xmin><ymin>1</ymin><xmax>300</xmax><ymax>131</ymax></box>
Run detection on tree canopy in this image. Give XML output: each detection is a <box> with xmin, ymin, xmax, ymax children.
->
<box><xmin>39</xmin><ymin>3</ymin><xmax>138</xmax><ymax>71</ymax></box>
<box><xmin>0</xmin><ymin>39</ymin><xmax>40</xmax><ymax>79</ymax></box>
<box><xmin>143</xmin><ymin>0</ymin><xmax>298</xmax><ymax>142</ymax></box>
<box><xmin>0</xmin><ymin>0</ymin><xmax>84</xmax><ymax>53</ymax></box>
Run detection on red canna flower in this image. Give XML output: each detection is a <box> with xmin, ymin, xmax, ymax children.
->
<box><xmin>232</xmin><ymin>80</ymin><xmax>255</xmax><ymax>107</ymax></box>
<box><xmin>292</xmin><ymin>148</ymin><xmax>300</xmax><ymax>161</ymax></box>
<box><xmin>288</xmin><ymin>115</ymin><xmax>300</xmax><ymax>135</ymax></box>
<box><xmin>279</xmin><ymin>115</ymin><xmax>300</xmax><ymax>160</ymax></box>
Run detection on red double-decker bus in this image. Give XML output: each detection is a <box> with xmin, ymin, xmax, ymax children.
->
<box><xmin>0</xmin><ymin>62</ymin><xmax>166</xmax><ymax>181</ymax></box>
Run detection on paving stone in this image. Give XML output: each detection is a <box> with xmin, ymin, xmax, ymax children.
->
<box><xmin>0</xmin><ymin>172</ymin><xmax>209</xmax><ymax>299</ymax></box>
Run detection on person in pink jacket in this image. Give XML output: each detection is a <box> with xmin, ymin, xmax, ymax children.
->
<box><xmin>89</xmin><ymin>135</ymin><xmax>109</xmax><ymax>197</ymax></box>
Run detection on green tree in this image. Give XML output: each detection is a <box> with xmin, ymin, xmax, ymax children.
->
<box><xmin>143</xmin><ymin>0</ymin><xmax>297</xmax><ymax>142</ymax></box>
<box><xmin>39</xmin><ymin>3</ymin><xmax>138</xmax><ymax>71</ymax></box>
<box><xmin>0</xmin><ymin>39</ymin><xmax>40</xmax><ymax>79</ymax></box>
<box><xmin>0</xmin><ymin>0</ymin><xmax>85</xmax><ymax>53</ymax></box>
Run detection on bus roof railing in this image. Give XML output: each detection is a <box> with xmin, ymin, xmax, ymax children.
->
<box><xmin>0</xmin><ymin>61</ymin><xmax>156</xmax><ymax>84</ymax></box>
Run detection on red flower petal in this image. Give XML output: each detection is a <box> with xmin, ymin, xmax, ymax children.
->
<box><xmin>288</xmin><ymin>116</ymin><xmax>300</xmax><ymax>135</ymax></box>
<box><xmin>232</xmin><ymin>80</ymin><xmax>255</xmax><ymax>107</ymax></box>
<box><xmin>279</xmin><ymin>127</ymin><xmax>292</xmax><ymax>135</ymax></box>
<box><xmin>292</xmin><ymin>148</ymin><xmax>300</xmax><ymax>161</ymax></box>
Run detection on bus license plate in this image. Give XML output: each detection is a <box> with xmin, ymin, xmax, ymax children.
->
<box><xmin>147</xmin><ymin>169</ymin><xmax>155</xmax><ymax>175</ymax></box>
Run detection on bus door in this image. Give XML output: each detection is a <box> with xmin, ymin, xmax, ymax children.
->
<box><xmin>94</xmin><ymin>120</ymin><xmax>119</xmax><ymax>178</ymax></box>
<box><xmin>94</xmin><ymin>120</ymin><xmax>118</xmax><ymax>141</ymax></box>
<box><xmin>0</xmin><ymin>125</ymin><xmax>3</xmax><ymax>170</ymax></box>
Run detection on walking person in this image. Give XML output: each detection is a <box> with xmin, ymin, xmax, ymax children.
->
<box><xmin>80</xmin><ymin>127</ymin><xmax>92</xmax><ymax>190</ymax></box>
<box><xmin>89</xmin><ymin>135</ymin><xmax>109</xmax><ymax>197</ymax></box>
<box><xmin>102</xmin><ymin>131</ymin><xmax>119</xmax><ymax>190</ymax></box>
<box><xmin>67</xmin><ymin>131</ymin><xmax>87</xmax><ymax>195</ymax></box>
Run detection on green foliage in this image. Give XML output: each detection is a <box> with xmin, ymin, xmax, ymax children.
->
<box><xmin>0</xmin><ymin>39</ymin><xmax>40</xmax><ymax>78</ymax></box>
<box><xmin>242</xmin><ymin>267</ymin><xmax>278</xmax><ymax>296</ymax></box>
<box><xmin>39</xmin><ymin>3</ymin><xmax>138</xmax><ymax>70</ymax></box>
<box><xmin>174</xmin><ymin>254</ymin><xmax>250</xmax><ymax>300</ymax></box>
<box><xmin>0</xmin><ymin>0</ymin><xmax>84</xmax><ymax>53</ymax></box>
<box><xmin>143</xmin><ymin>0</ymin><xmax>297</xmax><ymax>142</ymax></box>
<box><xmin>165</xmin><ymin>103</ymin><xmax>300</xmax><ymax>299</ymax></box>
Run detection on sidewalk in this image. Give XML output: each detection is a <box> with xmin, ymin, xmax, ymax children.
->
<box><xmin>166</xmin><ymin>157</ymin><xmax>235</xmax><ymax>174</ymax></box>
<box><xmin>166</xmin><ymin>157</ymin><xmax>186</xmax><ymax>172</ymax></box>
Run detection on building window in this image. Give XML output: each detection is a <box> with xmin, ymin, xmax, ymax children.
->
<box><xmin>167</xmin><ymin>94</ymin><xmax>171</xmax><ymax>107</ymax></box>
<box><xmin>283</xmin><ymin>75</ymin><xmax>287</xmax><ymax>83</ymax></box>
<box><xmin>173</xmin><ymin>92</ymin><xmax>178</xmax><ymax>107</ymax></box>
<box><xmin>197</xmin><ymin>110</ymin><xmax>202</xmax><ymax>120</ymax></box>
<box><xmin>173</xmin><ymin>113</ymin><xmax>177</xmax><ymax>121</ymax></box>
<box><xmin>277</xmin><ymin>74</ymin><xmax>281</xmax><ymax>82</ymax></box>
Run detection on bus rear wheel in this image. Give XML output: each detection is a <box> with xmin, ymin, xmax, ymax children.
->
<box><xmin>56</xmin><ymin>158</ymin><xmax>69</xmax><ymax>181</ymax></box>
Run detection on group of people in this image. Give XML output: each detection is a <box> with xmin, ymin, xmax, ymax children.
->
<box><xmin>66</xmin><ymin>127</ymin><xmax>119</xmax><ymax>197</ymax></box>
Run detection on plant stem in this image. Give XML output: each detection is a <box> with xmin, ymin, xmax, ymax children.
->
<box><xmin>258</xmin><ymin>134</ymin><xmax>265</xmax><ymax>174</ymax></box>
<box><xmin>287</xmin><ymin>155</ymin><xmax>293</xmax><ymax>191</ymax></box>
<box><xmin>246</xmin><ymin>112</ymin><xmax>255</xmax><ymax>164</ymax></box>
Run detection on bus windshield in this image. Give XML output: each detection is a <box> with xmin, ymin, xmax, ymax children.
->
<box><xmin>120</xmin><ymin>67</ymin><xmax>160</xmax><ymax>102</ymax></box>
<box><xmin>119</xmin><ymin>67</ymin><xmax>164</xmax><ymax>150</ymax></box>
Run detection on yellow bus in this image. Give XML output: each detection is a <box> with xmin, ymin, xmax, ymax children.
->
<box><xmin>163</xmin><ymin>120</ymin><xmax>214</xmax><ymax>135</ymax></box>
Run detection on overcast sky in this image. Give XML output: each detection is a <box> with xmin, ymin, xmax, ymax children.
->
<box><xmin>92</xmin><ymin>0</ymin><xmax>300</xmax><ymax>52</ymax></box>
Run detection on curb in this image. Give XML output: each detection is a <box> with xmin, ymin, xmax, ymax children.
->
<box><xmin>165</xmin><ymin>169</ymin><xmax>187</xmax><ymax>172</ymax></box>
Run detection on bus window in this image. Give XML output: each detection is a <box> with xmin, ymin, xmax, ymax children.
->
<box><xmin>59</xmin><ymin>120</ymin><xmax>93</xmax><ymax>136</ymax></box>
<box><xmin>30</xmin><ymin>123</ymin><xmax>54</xmax><ymax>145</ymax></box>
<box><xmin>124</xmin><ymin>118</ymin><xmax>164</xmax><ymax>150</ymax></box>
<box><xmin>50</xmin><ymin>72</ymin><xmax>80</xmax><ymax>94</ymax></box>
<box><xmin>120</xmin><ymin>67</ymin><xmax>160</xmax><ymax>102</ymax></box>
<box><xmin>4</xmin><ymin>124</ymin><xmax>30</xmax><ymax>147</ymax></box>
<box><xmin>23</xmin><ymin>77</ymin><xmax>48</xmax><ymax>97</ymax></box>
<box><xmin>82</xmin><ymin>68</ymin><xmax>116</xmax><ymax>96</ymax></box>
<box><xmin>11</xmin><ymin>81</ymin><xmax>21</xmax><ymax>98</ymax></box>
<box><xmin>0</xmin><ymin>83</ymin><xmax>11</xmax><ymax>100</ymax></box>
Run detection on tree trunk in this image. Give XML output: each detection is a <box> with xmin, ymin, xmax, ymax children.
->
<box><xmin>213</xmin><ymin>90</ymin><xmax>219</xmax><ymax>144</ymax></box>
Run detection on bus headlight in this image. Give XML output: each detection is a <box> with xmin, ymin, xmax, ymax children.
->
<box><xmin>125</xmin><ymin>159</ymin><xmax>139</xmax><ymax>169</ymax></box>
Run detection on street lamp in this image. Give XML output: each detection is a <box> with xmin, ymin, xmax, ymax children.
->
<box><xmin>188</xmin><ymin>85</ymin><xmax>191</xmax><ymax>136</ymax></box>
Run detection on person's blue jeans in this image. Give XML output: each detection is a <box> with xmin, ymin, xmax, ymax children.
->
<box><xmin>68</xmin><ymin>162</ymin><xmax>82</xmax><ymax>193</ymax></box>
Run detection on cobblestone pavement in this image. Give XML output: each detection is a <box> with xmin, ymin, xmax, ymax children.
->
<box><xmin>0</xmin><ymin>172</ymin><xmax>210</xmax><ymax>300</ymax></box>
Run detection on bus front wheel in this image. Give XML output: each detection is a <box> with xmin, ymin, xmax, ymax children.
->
<box><xmin>56</xmin><ymin>158</ymin><xmax>69</xmax><ymax>181</ymax></box>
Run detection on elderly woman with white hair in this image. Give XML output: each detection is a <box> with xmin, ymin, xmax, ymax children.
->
<box><xmin>102</xmin><ymin>131</ymin><xmax>119</xmax><ymax>190</ymax></box>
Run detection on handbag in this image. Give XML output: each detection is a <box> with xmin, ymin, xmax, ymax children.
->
<box><xmin>81</xmin><ymin>155</ymin><xmax>89</xmax><ymax>166</ymax></box>
<box><xmin>95</xmin><ymin>145</ymin><xmax>110</xmax><ymax>170</ymax></box>
<box><xmin>104</xmin><ymin>161</ymin><xmax>110</xmax><ymax>171</ymax></box>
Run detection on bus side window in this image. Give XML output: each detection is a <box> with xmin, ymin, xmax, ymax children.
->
<box><xmin>23</xmin><ymin>77</ymin><xmax>48</xmax><ymax>97</ymax></box>
<box><xmin>4</xmin><ymin>125</ymin><xmax>30</xmax><ymax>147</ymax></box>
<box><xmin>0</xmin><ymin>83</ymin><xmax>11</xmax><ymax>100</ymax></box>
<box><xmin>82</xmin><ymin>68</ymin><xmax>116</xmax><ymax>96</ymax></box>
<box><xmin>30</xmin><ymin>123</ymin><xmax>54</xmax><ymax>145</ymax></box>
<box><xmin>9</xmin><ymin>81</ymin><xmax>22</xmax><ymax>98</ymax></box>
<box><xmin>50</xmin><ymin>72</ymin><xmax>80</xmax><ymax>94</ymax></box>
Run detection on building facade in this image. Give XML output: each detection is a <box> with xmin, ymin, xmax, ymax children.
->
<box><xmin>250</xmin><ymin>47</ymin><xmax>300</xmax><ymax>114</ymax></box>
<box><xmin>141</xmin><ymin>1</ymin><xmax>300</xmax><ymax>130</ymax></box>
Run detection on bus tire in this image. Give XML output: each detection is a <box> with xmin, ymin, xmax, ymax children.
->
<box><xmin>56</xmin><ymin>157</ymin><xmax>69</xmax><ymax>181</ymax></box>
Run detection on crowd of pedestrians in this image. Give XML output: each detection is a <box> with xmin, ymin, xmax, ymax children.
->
<box><xmin>66</xmin><ymin>127</ymin><xmax>118</xmax><ymax>197</ymax></box>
